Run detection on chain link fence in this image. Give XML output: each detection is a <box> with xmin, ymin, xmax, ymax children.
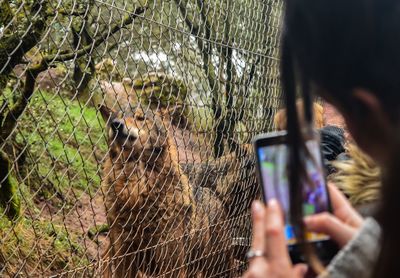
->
<box><xmin>0</xmin><ymin>0</ymin><xmax>283</xmax><ymax>276</ymax></box>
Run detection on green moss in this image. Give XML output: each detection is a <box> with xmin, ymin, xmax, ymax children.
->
<box><xmin>20</xmin><ymin>92</ymin><xmax>107</xmax><ymax>184</ymax></box>
<box><xmin>5</xmin><ymin>174</ymin><xmax>20</xmax><ymax>220</ymax></box>
<box><xmin>133</xmin><ymin>73</ymin><xmax>191</xmax><ymax>128</ymax></box>
<box><xmin>187</xmin><ymin>106</ymin><xmax>214</xmax><ymax>132</ymax></box>
<box><xmin>0</xmin><ymin>216</ymin><xmax>88</xmax><ymax>274</ymax></box>
<box><xmin>0</xmin><ymin>86</ymin><xmax>107</xmax><ymax>205</ymax></box>
<box><xmin>0</xmin><ymin>89</ymin><xmax>100</xmax><ymax>274</ymax></box>
<box><xmin>88</xmin><ymin>223</ymin><xmax>109</xmax><ymax>241</ymax></box>
<box><xmin>0</xmin><ymin>151</ymin><xmax>21</xmax><ymax>220</ymax></box>
<box><xmin>0</xmin><ymin>75</ymin><xmax>8</xmax><ymax>92</ymax></box>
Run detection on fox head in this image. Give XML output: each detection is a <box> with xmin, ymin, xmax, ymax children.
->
<box><xmin>100</xmin><ymin>105</ymin><xmax>168</xmax><ymax>162</ymax></box>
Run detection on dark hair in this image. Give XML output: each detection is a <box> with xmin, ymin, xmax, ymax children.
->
<box><xmin>282</xmin><ymin>34</ymin><xmax>325</xmax><ymax>273</ymax></box>
<box><xmin>282</xmin><ymin>0</ymin><xmax>400</xmax><ymax>276</ymax></box>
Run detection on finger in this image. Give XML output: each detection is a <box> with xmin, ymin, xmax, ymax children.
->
<box><xmin>293</xmin><ymin>264</ymin><xmax>308</xmax><ymax>278</ymax></box>
<box><xmin>304</xmin><ymin>212</ymin><xmax>356</xmax><ymax>247</ymax></box>
<box><xmin>327</xmin><ymin>182</ymin><xmax>353</xmax><ymax>211</ymax></box>
<box><xmin>264</xmin><ymin>199</ymin><xmax>291</xmax><ymax>262</ymax></box>
<box><xmin>328</xmin><ymin>183</ymin><xmax>363</xmax><ymax>227</ymax></box>
<box><xmin>244</xmin><ymin>259</ymin><xmax>269</xmax><ymax>278</ymax></box>
<box><xmin>250</xmin><ymin>201</ymin><xmax>267</xmax><ymax>252</ymax></box>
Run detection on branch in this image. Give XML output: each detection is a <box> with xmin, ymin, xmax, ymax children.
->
<box><xmin>174</xmin><ymin>0</ymin><xmax>200</xmax><ymax>35</ymax></box>
<box><xmin>243</xmin><ymin>56</ymin><xmax>260</xmax><ymax>98</ymax></box>
<box><xmin>175</xmin><ymin>0</ymin><xmax>223</xmax><ymax>157</ymax></box>
<box><xmin>196</xmin><ymin>0</ymin><xmax>212</xmax><ymax>44</ymax></box>
<box><xmin>0</xmin><ymin>150</ymin><xmax>20</xmax><ymax>220</ymax></box>
<box><xmin>174</xmin><ymin>0</ymin><xmax>219</xmax><ymax>110</ymax></box>
<box><xmin>0</xmin><ymin>0</ymin><xmax>13</xmax><ymax>27</ymax></box>
<box><xmin>223</xmin><ymin>2</ymin><xmax>236</xmax><ymax>153</ymax></box>
<box><xmin>71</xmin><ymin>0</ymin><xmax>96</xmax><ymax>95</ymax></box>
<box><xmin>43</xmin><ymin>6</ymin><xmax>146</xmax><ymax>64</ymax></box>
<box><xmin>0</xmin><ymin>63</ymin><xmax>43</xmax><ymax>141</ymax></box>
<box><xmin>0</xmin><ymin>0</ymin><xmax>47</xmax><ymax>77</ymax></box>
<box><xmin>235</xmin><ymin>57</ymin><xmax>261</xmax><ymax>124</ymax></box>
<box><xmin>223</xmin><ymin>0</ymin><xmax>234</xmax><ymax>109</ymax></box>
<box><xmin>193</xmin><ymin>0</ymin><xmax>218</xmax><ymax>113</ymax></box>
<box><xmin>44</xmin><ymin>0</ymin><xmax>95</xmax><ymax>18</ymax></box>
<box><xmin>0</xmin><ymin>6</ymin><xmax>147</xmax><ymax>141</ymax></box>
<box><xmin>72</xmin><ymin>22</ymin><xmax>95</xmax><ymax>95</ymax></box>
<box><xmin>57</xmin><ymin>10</ymin><xmax>87</xmax><ymax>17</ymax></box>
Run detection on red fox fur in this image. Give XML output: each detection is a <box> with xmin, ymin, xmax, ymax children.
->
<box><xmin>100</xmin><ymin>106</ymin><xmax>233</xmax><ymax>277</ymax></box>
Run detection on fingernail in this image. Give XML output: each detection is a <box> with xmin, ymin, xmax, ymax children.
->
<box><xmin>304</xmin><ymin>215</ymin><xmax>313</xmax><ymax>222</ymax></box>
<box><xmin>252</xmin><ymin>201</ymin><xmax>263</xmax><ymax>214</ymax></box>
<box><xmin>300</xmin><ymin>264</ymin><xmax>309</xmax><ymax>275</ymax></box>
<box><xmin>269</xmin><ymin>198</ymin><xmax>279</xmax><ymax>210</ymax></box>
<box><xmin>303</xmin><ymin>216</ymin><xmax>314</xmax><ymax>226</ymax></box>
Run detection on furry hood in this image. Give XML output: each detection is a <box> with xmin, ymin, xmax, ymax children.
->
<box><xmin>332</xmin><ymin>144</ymin><xmax>381</xmax><ymax>207</ymax></box>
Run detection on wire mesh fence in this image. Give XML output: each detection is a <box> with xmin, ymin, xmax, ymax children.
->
<box><xmin>0</xmin><ymin>0</ymin><xmax>283</xmax><ymax>276</ymax></box>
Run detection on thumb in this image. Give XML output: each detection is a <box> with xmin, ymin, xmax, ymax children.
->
<box><xmin>304</xmin><ymin>212</ymin><xmax>356</xmax><ymax>247</ymax></box>
<box><xmin>293</xmin><ymin>264</ymin><xmax>308</xmax><ymax>277</ymax></box>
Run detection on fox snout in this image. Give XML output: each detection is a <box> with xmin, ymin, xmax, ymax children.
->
<box><xmin>109</xmin><ymin>118</ymin><xmax>140</xmax><ymax>142</ymax></box>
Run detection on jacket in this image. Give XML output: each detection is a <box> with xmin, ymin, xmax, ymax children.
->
<box><xmin>319</xmin><ymin>218</ymin><xmax>381</xmax><ymax>278</ymax></box>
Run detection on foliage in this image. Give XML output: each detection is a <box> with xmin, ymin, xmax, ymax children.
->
<box><xmin>87</xmin><ymin>224</ymin><xmax>109</xmax><ymax>241</ymax></box>
<box><xmin>0</xmin><ymin>215</ymin><xmax>88</xmax><ymax>275</ymax></box>
<box><xmin>0</xmin><ymin>89</ymin><xmax>106</xmax><ymax>275</ymax></box>
<box><xmin>134</xmin><ymin>72</ymin><xmax>190</xmax><ymax>127</ymax></box>
<box><xmin>14</xmin><ymin>90</ymin><xmax>107</xmax><ymax>203</ymax></box>
<box><xmin>0</xmin><ymin>151</ymin><xmax>20</xmax><ymax>220</ymax></box>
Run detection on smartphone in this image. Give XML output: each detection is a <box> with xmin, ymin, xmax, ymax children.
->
<box><xmin>253</xmin><ymin>130</ymin><xmax>338</xmax><ymax>265</ymax></box>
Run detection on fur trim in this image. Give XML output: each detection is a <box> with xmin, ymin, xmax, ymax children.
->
<box><xmin>332</xmin><ymin>144</ymin><xmax>381</xmax><ymax>206</ymax></box>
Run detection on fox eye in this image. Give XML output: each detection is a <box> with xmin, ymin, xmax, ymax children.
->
<box><xmin>136</xmin><ymin>115</ymin><xmax>145</xmax><ymax>121</ymax></box>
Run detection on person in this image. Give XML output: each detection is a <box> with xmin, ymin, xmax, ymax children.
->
<box><xmin>319</xmin><ymin>125</ymin><xmax>348</xmax><ymax>175</ymax></box>
<box><xmin>244</xmin><ymin>0</ymin><xmax>400</xmax><ymax>277</ymax></box>
<box><xmin>274</xmin><ymin>103</ymin><xmax>347</xmax><ymax>175</ymax></box>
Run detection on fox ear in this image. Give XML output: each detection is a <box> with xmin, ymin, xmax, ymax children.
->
<box><xmin>99</xmin><ymin>105</ymin><xmax>115</xmax><ymax>122</ymax></box>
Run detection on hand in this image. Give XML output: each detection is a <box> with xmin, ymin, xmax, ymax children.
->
<box><xmin>243</xmin><ymin>200</ymin><xmax>308</xmax><ymax>278</ymax></box>
<box><xmin>304</xmin><ymin>183</ymin><xmax>364</xmax><ymax>247</ymax></box>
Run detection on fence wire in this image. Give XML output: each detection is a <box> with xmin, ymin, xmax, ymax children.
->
<box><xmin>0</xmin><ymin>0</ymin><xmax>283</xmax><ymax>276</ymax></box>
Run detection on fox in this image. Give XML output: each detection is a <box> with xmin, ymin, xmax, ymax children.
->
<box><xmin>99</xmin><ymin>105</ymin><xmax>233</xmax><ymax>277</ymax></box>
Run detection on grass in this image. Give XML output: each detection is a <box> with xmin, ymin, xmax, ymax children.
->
<box><xmin>0</xmin><ymin>87</ymin><xmax>214</xmax><ymax>275</ymax></box>
<box><xmin>0</xmin><ymin>88</ymin><xmax>107</xmax><ymax>275</ymax></box>
<box><xmin>15</xmin><ymin>90</ymin><xmax>107</xmax><ymax>203</ymax></box>
<box><xmin>0</xmin><ymin>215</ymin><xmax>88</xmax><ymax>276</ymax></box>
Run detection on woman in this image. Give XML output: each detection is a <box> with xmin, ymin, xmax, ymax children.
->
<box><xmin>244</xmin><ymin>0</ymin><xmax>400</xmax><ymax>277</ymax></box>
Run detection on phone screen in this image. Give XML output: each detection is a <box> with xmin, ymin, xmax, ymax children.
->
<box><xmin>257</xmin><ymin>139</ymin><xmax>330</xmax><ymax>245</ymax></box>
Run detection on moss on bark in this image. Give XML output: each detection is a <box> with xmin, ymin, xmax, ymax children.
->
<box><xmin>0</xmin><ymin>150</ymin><xmax>20</xmax><ymax>220</ymax></box>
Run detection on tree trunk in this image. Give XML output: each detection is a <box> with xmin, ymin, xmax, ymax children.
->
<box><xmin>72</xmin><ymin>3</ymin><xmax>96</xmax><ymax>101</ymax></box>
<box><xmin>0</xmin><ymin>150</ymin><xmax>20</xmax><ymax>220</ymax></box>
<box><xmin>0</xmin><ymin>1</ymin><xmax>47</xmax><ymax>80</ymax></box>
